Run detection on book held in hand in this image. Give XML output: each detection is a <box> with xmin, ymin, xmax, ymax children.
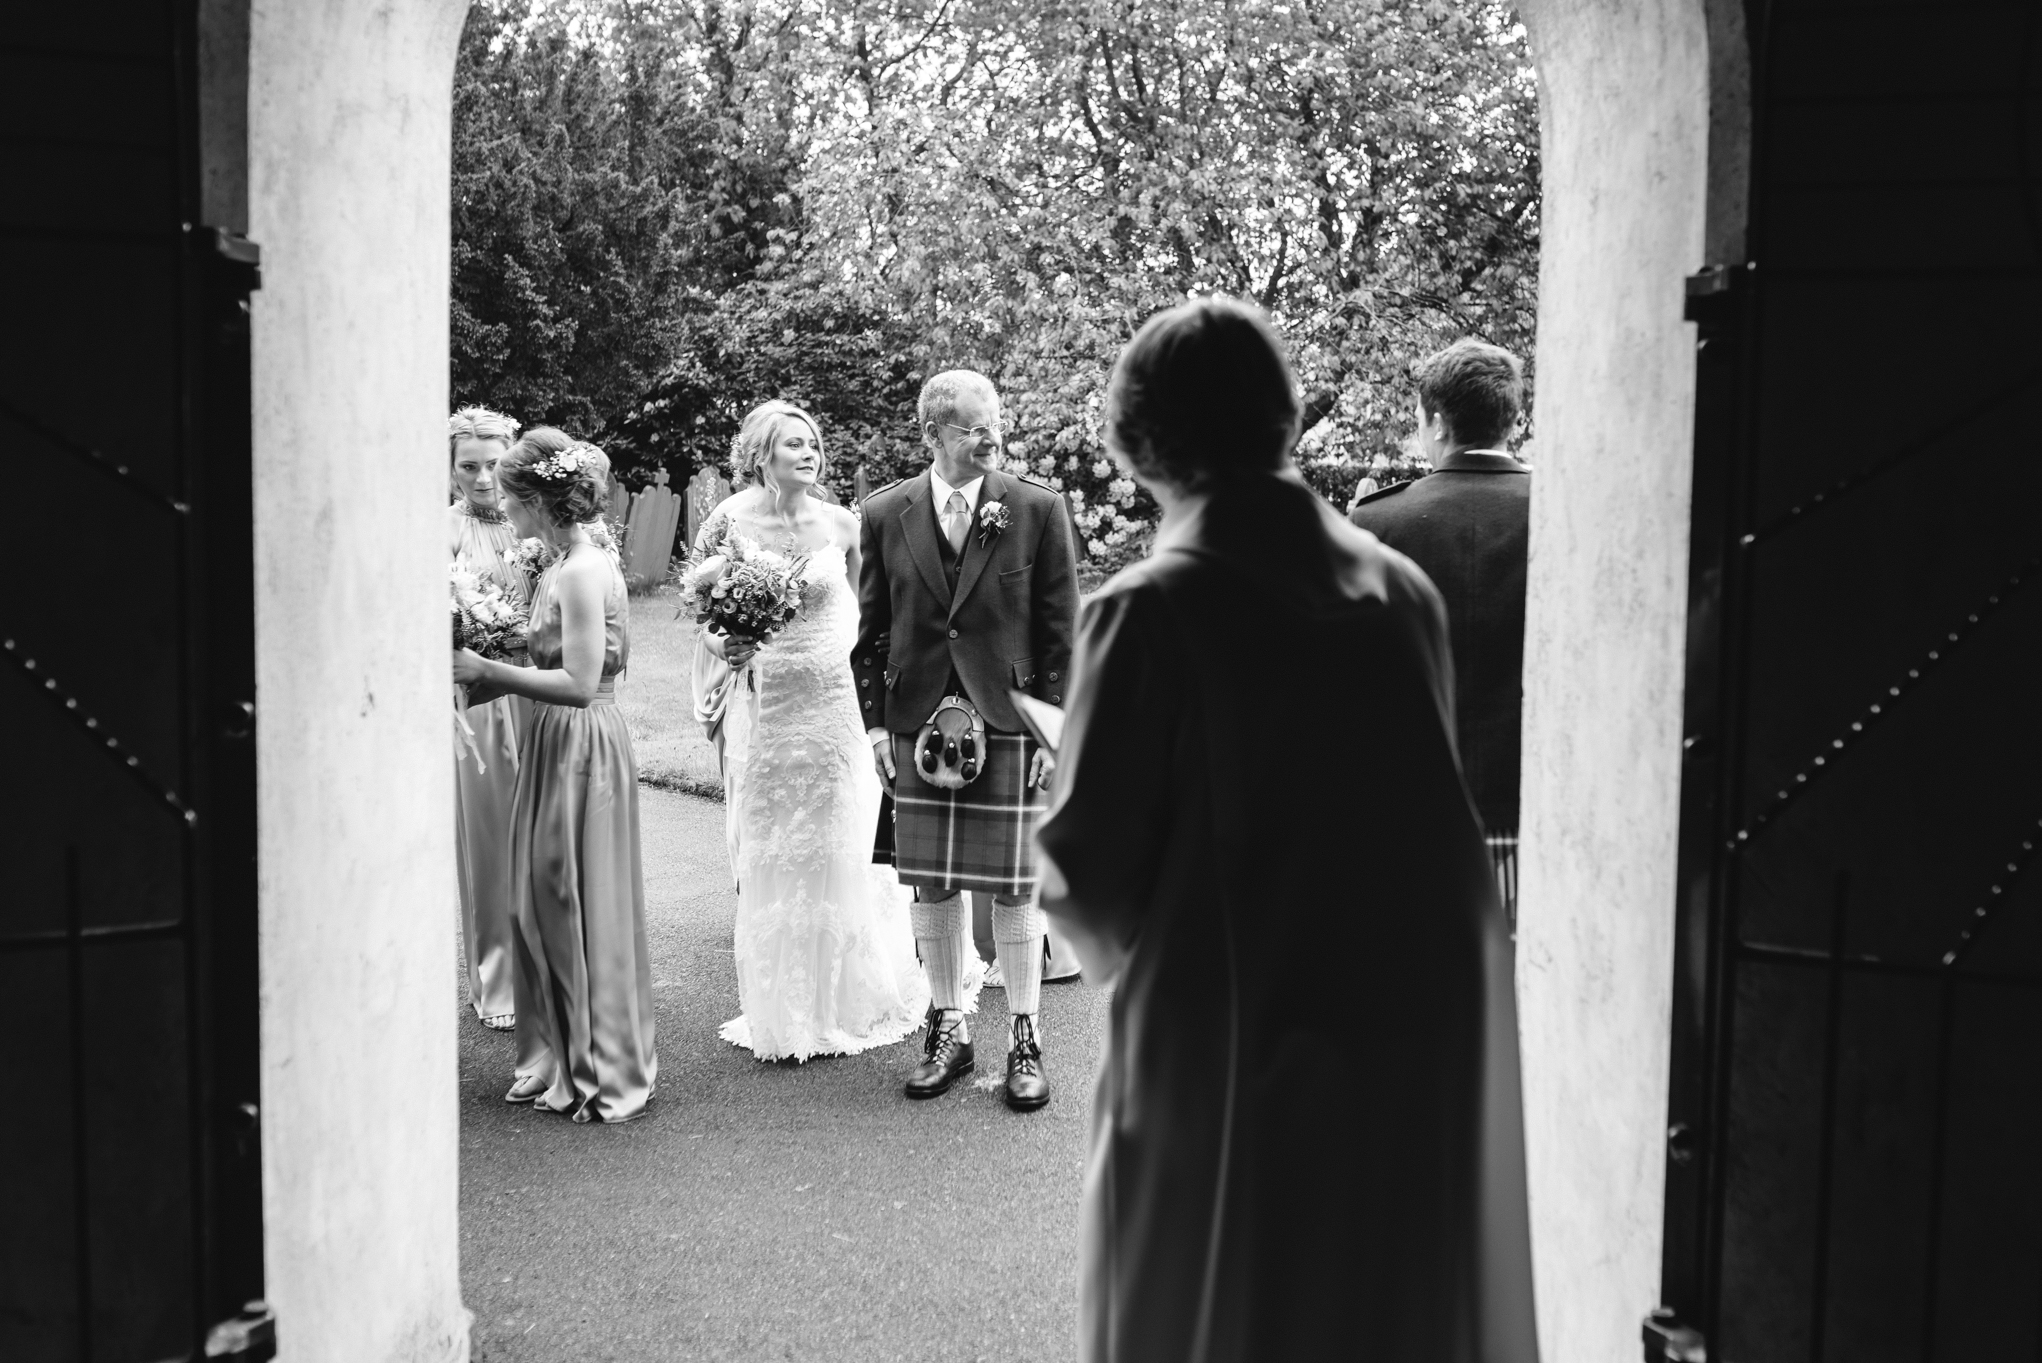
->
<box><xmin>1009</xmin><ymin>691</ymin><xmax>1066</xmax><ymax>754</ymax></box>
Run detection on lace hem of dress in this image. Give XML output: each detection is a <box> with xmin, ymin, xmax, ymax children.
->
<box><xmin>719</xmin><ymin>954</ymin><xmax>988</xmax><ymax>1064</ymax></box>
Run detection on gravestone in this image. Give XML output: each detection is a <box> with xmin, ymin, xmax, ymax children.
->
<box><xmin>622</xmin><ymin>468</ymin><xmax>683</xmax><ymax>583</ymax></box>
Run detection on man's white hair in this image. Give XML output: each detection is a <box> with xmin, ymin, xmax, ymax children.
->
<box><xmin>917</xmin><ymin>369</ymin><xmax>1001</xmax><ymax>431</ymax></box>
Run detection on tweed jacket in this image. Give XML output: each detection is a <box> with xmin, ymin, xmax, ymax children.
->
<box><xmin>1349</xmin><ymin>449</ymin><xmax>1530</xmax><ymax>833</ymax></box>
<box><xmin>853</xmin><ymin>464</ymin><xmax>1079</xmax><ymax>735</ymax></box>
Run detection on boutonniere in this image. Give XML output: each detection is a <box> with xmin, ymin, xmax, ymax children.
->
<box><xmin>978</xmin><ymin>500</ymin><xmax>1012</xmax><ymax>546</ymax></box>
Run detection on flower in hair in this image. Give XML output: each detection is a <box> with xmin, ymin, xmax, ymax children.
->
<box><xmin>449</xmin><ymin>405</ymin><xmax>520</xmax><ymax>441</ymax></box>
<box><xmin>530</xmin><ymin>445</ymin><xmax>604</xmax><ymax>482</ymax></box>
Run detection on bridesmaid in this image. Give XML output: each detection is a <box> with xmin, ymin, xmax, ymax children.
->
<box><xmin>452</xmin><ymin>428</ymin><xmax>657</xmax><ymax>1123</ymax></box>
<box><xmin>448</xmin><ymin>406</ymin><xmax>527</xmax><ymax>1032</ymax></box>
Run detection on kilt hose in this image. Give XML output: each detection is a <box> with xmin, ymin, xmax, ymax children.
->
<box><xmin>880</xmin><ymin>729</ymin><xmax>1046</xmax><ymax>897</ymax></box>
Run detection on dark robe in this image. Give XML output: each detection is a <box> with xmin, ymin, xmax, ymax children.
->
<box><xmin>1036</xmin><ymin>469</ymin><xmax>1538</xmax><ymax>1363</ymax></box>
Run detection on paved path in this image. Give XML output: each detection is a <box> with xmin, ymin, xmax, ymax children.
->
<box><xmin>459</xmin><ymin>788</ymin><xmax>1105</xmax><ymax>1362</ymax></box>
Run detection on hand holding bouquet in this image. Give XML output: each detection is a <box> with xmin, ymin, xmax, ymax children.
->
<box><xmin>451</xmin><ymin>563</ymin><xmax>530</xmax><ymax>661</ymax></box>
<box><xmin>451</xmin><ymin>563</ymin><xmax>532</xmax><ymax>718</ymax></box>
<box><xmin>674</xmin><ymin>532</ymin><xmax>807</xmax><ymax>686</ymax></box>
<box><xmin>450</xmin><ymin>562</ymin><xmax>530</xmax><ymax>769</ymax></box>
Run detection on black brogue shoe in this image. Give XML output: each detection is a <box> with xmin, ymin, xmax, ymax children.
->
<box><xmin>905</xmin><ymin>1010</ymin><xmax>975</xmax><ymax>1099</ymax></box>
<box><xmin>1003</xmin><ymin>1015</ymin><xmax>1050</xmax><ymax>1113</ymax></box>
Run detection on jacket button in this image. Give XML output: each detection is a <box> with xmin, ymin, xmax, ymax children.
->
<box><xmin>860</xmin><ymin>679</ymin><xmax>869</xmax><ymax>688</ymax></box>
<box><xmin>948</xmin><ymin>628</ymin><xmax>959</xmax><ymax>639</ymax></box>
<box><xmin>860</xmin><ymin>656</ymin><xmax>872</xmax><ymax>666</ymax></box>
<box><xmin>1050</xmin><ymin>694</ymin><xmax>1060</xmax><ymax>703</ymax></box>
<box><xmin>1048</xmin><ymin>671</ymin><xmax>1059</xmax><ymax>682</ymax></box>
<box><xmin>862</xmin><ymin>700</ymin><xmax>872</xmax><ymax>710</ymax></box>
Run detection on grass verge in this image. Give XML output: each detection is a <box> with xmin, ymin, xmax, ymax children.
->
<box><xmin>619</xmin><ymin>587</ymin><xmax>725</xmax><ymax>801</ymax></box>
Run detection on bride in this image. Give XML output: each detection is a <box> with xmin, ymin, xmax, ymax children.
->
<box><xmin>697</xmin><ymin>400</ymin><xmax>960</xmax><ymax>1061</ymax></box>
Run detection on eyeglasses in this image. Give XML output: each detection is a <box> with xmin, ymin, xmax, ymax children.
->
<box><xmin>939</xmin><ymin>422</ymin><xmax>999</xmax><ymax>444</ymax></box>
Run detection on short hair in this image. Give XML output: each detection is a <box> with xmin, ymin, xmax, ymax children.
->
<box><xmin>1104</xmin><ymin>296</ymin><xmax>1301</xmax><ymax>491</ymax></box>
<box><xmin>448</xmin><ymin>405</ymin><xmax>519</xmax><ymax>462</ymax></box>
<box><xmin>729</xmin><ymin>400</ymin><xmax>825</xmax><ymax>486</ymax></box>
<box><xmin>917</xmin><ymin>370</ymin><xmax>1001</xmax><ymax>433</ymax></box>
<box><xmin>498</xmin><ymin>426</ymin><xmax>607</xmax><ymax>527</ymax></box>
<box><xmin>1413</xmin><ymin>339</ymin><xmax>1524</xmax><ymax>449</ymax></box>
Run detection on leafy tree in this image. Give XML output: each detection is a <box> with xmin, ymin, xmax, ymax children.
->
<box><xmin>451</xmin><ymin>0</ymin><xmax>1539</xmax><ymax>572</ymax></box>
<box><xmin>787</xmin><ymin>0</ymin><xmax>1538</xmax><ymax>563</ymax></box>
<box><xmin>613</xmin><ymin>279</ymin><xmax>927</xmax><ymax>499</ymax></box>
<box><xmin>450</xmin><ymin>0</ymin><xmax>804</xmax><ymax>441</ymax></box>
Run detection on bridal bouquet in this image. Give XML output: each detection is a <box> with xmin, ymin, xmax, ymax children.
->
<box><xmin>450</xmin><ymin>563</ymin><xmax>529</xmax><ymax>661</ymax></box>
<box><xmin>674</xmin><ymin>533</ymin><xmax>808</xmax><ymax>645</ymax></box>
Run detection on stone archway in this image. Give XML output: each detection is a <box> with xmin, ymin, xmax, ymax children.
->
<box><xmin>236</xmin><ymin>2</ymin><xmax>1729</xmax><ymax>1358</ymax></box>
<box><xmin>1510</xmin><ymin>1</ymin><xmax>1732</xmax><ymax>1358</ymax></box>
<box><xmin>244</xmin><ymin>2</ymin><xmax>475</xmax><ymax>1359</ymax></box>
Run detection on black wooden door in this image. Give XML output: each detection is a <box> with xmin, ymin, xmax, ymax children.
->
<box><xmin>1655</xmin><ymin>1</ymin><xmax>2042</xmax><ymax>1359</ymax></box>
<box><xmin>0</xmin><ymin>3</ymin><xmax>267</xmax><ymax>1360</ymax></box>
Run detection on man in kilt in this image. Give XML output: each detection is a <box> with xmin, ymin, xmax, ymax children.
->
<box><xmin>854</xmin><ymin>370</ymin><xmax>1080</xmax><ymax>1111</ymax></box>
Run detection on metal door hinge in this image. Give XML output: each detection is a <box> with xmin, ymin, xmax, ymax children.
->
<box><xmin>1644</xmin><ymin>1306</ymin><xmax>1706</xmax><ymax>1362</ymax></box>
<box><xmin>197</xmin><ymin>227</ymin><xmax>264</xmax><ymax>294</ymax></box>
<box><xmin>1683</xmin><ymin>263</ymin><xmax>1749</xmax><ymax>326</ymax></box>
<box><xmin>204</xmin><ymin>1299</ymin><xmax>276</xmax><ymax>1361</ymax></box>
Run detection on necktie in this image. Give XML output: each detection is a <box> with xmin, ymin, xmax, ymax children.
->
<box><xmin>942</xmin><ymin>490</ymin><xmax>969</xmax><ymax>555</ymax></box>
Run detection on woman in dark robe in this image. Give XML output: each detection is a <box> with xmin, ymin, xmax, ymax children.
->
<box><xmin>1035</xmin><ymin>297</ymin><xmax>1539</xmax><ymax>1363</ymax></box>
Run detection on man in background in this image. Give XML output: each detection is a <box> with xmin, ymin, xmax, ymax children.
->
<box><xmin>1350</xmin><ymin>339</ymin><xmax>1531</xmax><ymax>919</ymax></box>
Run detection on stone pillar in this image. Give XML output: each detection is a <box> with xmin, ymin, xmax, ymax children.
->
<box><xmin>1512</xmin><ymin>0</ymin><xmax>1710</xmax><ymax>1357</ymax></box>
<box><xmin>248</xmin><ymin>1</ymin><xmax>472</xmax><ymax>1359</ymax></box>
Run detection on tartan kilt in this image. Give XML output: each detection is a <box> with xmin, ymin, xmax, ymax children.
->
<box><xmin>878</xmin><ymin>729</ymin><xmax>1045</xmax><ymax>896</ymax></box>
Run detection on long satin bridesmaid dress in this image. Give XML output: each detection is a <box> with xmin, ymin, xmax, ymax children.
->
<box><xmin>511</xmin><ymin>545</ymin><xmax>657</xmax><ymax>1122</ymax></box>
<box><xmin>451</xmin><ymin>500</ymin><xmax>530</xmax><ymax>1029</ymax></box>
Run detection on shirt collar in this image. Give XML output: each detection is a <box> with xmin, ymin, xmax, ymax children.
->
<box><xmin>929</xmin><ymin>468</ymin><xmax>985</xmax><ymax>514</ymax></box>
<box><xmin>1434</xmin><ymin>449</ymin><xmax>1529</xmax><ymax>474</ymax></box>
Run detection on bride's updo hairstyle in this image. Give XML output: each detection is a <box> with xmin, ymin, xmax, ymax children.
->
<box><xmin>1104</xmin><ymin>295</ymin><xmax>1301</xmax><ymax>493</ymax></box>
<box><xmin>448</xmin><ymin>405</ymin><xmax>519</xmax><ymax>459</ymax></box>
<box><xmin>728</xmin><ymin>399</ymin><xmax>825</xmax><ymax>488</ymax></box>
<box><xmin>498</xmin><ymin>426</ymin><xmax>609</xmax><ymax>527</ymax></box>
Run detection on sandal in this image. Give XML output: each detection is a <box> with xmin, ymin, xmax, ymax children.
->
<box><xmin>504</xmin><ymin>1073</ymin><xmax>549</xmax><ymax>1104</ymax></box>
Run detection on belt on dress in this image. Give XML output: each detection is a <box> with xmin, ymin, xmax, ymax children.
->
<box><xmin>537</xmin><ymin>677</ymin><xmax>617</xmax><ymax>708</ymax></box>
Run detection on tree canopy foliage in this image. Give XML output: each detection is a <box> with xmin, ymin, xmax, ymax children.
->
<box><xmin>451</xmin><ymin>0</ymin><xmax>1538</xmax><ymax>565</ymax></box>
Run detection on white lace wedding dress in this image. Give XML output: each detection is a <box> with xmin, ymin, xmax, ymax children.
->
<box><xmin>718</xmin><ymin>536</ymin><xmax>969</xmax><ymax>1061</ymax></box>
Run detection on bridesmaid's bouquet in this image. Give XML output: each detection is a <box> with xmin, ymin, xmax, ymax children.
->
<box><xmin>503</xmin><ymin>537</ymin><xmax>551</xmax><ymax>581</ymax></box>
<box><xmin>451</xmin><ymin>562</ymin><xmax>528</xmax><ymax>773</ymax></box>
<box><xmin>450</xmin><ymin>563</ymin><xmax>529</xmax><ymax>662</ymax></box>
<box><xmin>674</xmin><ymin>533</ymin><xmax>808</xmax><ymax>645</ymax></box>
<box><xmin>503</xmin><ymin>517</ymin><xmax>625</xmax><ymax>586</ymax></box>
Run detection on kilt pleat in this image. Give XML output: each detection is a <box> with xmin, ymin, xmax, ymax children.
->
<box><xmin>881</xmin><ymin>730</ymin><xmax>1044</xmax><ymax>896</ymax></box>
